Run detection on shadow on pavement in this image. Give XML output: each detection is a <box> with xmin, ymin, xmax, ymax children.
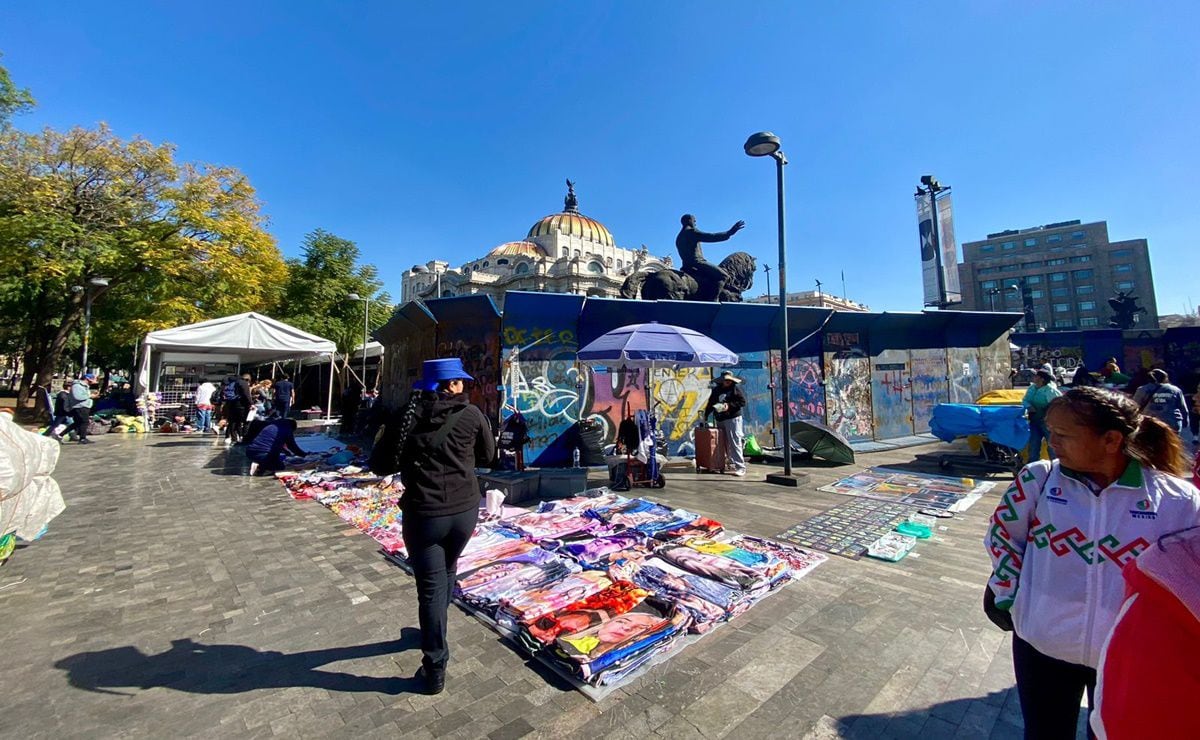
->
<box><xmin>836</xmin><ymin>689</ymin><xmax>1035</xmax><ymax>739</ymax></box>
<box><xmin>54</xmin><ymin>630</ymin><xmax>425</xmax><ymax>696</ymax></box>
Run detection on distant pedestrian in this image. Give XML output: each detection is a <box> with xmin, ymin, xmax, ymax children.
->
<box><xmin>273</xmin><ymin>374</ymin><xmax>295</xmax><ymax>419</ymax></box>
<box><xmin>194</xmin><ymin>378</ymin><xmax>217</xmax><ymax>433</ymax></box>
<box><xmin>219</xmin><ymin>374</ymin><xmax>251</xmax><ymax>446</ymax></box>
<box><xmin>704</xmin><ymin>370</ymin><xmax>748</xmax><ymax>476</ymax></box>
<box><xmin>1022</xmin><ymin>369</ymin><xmax>1061</xmax><ymax>462</ymax></box>
<box><xmin>1071</xmin><ymin>363</ymin><xmax>1098</xmax><ymax>387</ymax></box>
<box><xmin>61</xmin><ymin>374</ymin><xmax>97</xmax><ymax>445</ymax></box>
<box><xmin>44</xmin><ymin>380</ymin><xmax>72</xmax><ymax>439</ymax></box>
<box><xmin>1133</xmin><ymin>369</ymin><xmax>1189</xmax><ymax>435</ymax></box>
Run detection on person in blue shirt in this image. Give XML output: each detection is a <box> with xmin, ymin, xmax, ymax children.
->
<box><xmin>1133</xmin><ymin>369</ymin><xmax>1190</xmax><ymax>435</ymax></box>
<box><xmin>273</xmin><ymin>375</ymin><xmax>295</xmax><ymax>419</ymax></box>
<box><xmin>244</xmin><ymin>418</ymin><xmax>306</xmax><ymax>473</ymax></box>
<box><xmin>1022</xmin><ymin>369</ymin><xmax>1061</xmax><ymax>461</ymax></box>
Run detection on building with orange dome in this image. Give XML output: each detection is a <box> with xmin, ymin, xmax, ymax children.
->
<box><xmin>400</xmin><ymin>182</ymin><xmax>671</xmax><ymax>309</ymax></box>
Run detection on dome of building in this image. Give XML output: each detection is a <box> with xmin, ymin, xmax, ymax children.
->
<box><xmin>488</xmin><ymin>241</ymin><xmax>547</xmax><ymax>259</ymax></box>
<box><xmin>526</xmin><ymin>180</ymin><xmax>615</xmax><ymax>248</ymax></box>
<box><xmin>527</xmin><ymin>213</ymin><xmax>615</xmax><ymax>248</ymax></box>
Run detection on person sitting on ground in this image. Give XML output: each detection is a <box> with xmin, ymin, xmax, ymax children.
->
<box><xmin>1133</xmin><ymin>369</ymin><xmax>1189</xmax><ymax>435</ymax></box>
<box><xmin>244</xmin><ymin>418</ymin><xmax>306</xmax><ymax>473</ymax></box>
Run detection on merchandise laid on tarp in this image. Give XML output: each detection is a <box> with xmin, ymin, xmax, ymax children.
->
<box><xmin>0</xmin><ymin>412</ymin><xmax>66</xmax><ymax>563</ymax></box>
<box><xmin>134</xmin><ymin>312</ymin><xmax>338</xmax><ymax>429</ymax></box>
<box><xmin>270</xmin><ymin>461</ymin><xmax>826</xmax><ymax>699</ymax></box>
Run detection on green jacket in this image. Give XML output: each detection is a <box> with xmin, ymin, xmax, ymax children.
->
<box><xmin>1022</xmin><ymin>383</ymin><xmax>1061</xmax><ymax>417</ymax></box>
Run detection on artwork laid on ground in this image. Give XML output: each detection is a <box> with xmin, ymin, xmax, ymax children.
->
<box><xmin>818</xmin><ymin>467</ymin><xmax>994</xmax><ymax>512</ymax></box>
<box><xmin>947</xmin><ymin>348</ymin><xmax>982</xmax><ymax>404</ymax></box>
<box><xmin>777</xmin><ymin>499</ymin><xmax>915</xmax><ymax>560</ymax></box>
<box><xmin>910</xmin><ymin>348</ymin><xmax>949</xmax><ymax>433</ymax></box>
<box><xmin>870</xmin><ymin>349</ymin><xmax>913</xmax><ymax>440</ymax></box>
<box><xmin>823</xmin><ymin>332</ymin><xmax>873</xmax><ymax>442</ymax></box>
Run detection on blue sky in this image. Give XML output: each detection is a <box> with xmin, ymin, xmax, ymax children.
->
<box><xmin>3</xmin><ymin>2</ymin><xmax>1197</xmax><ymax>314</ymax></box>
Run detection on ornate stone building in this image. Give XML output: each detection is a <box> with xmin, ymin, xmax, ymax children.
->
<box><xmin>400</xmin><ymin>182</ymin><xmax>671</xmax><ymax>309</ymax></box>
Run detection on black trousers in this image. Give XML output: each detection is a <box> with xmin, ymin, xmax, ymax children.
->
<box><xmin>66</xmin><ymin>407</ymin><xmax>91</xmax><ymax>441</ymax></box>
<box><xmin>1012</xmin><ymin>635</ymin><xmax>1096</xmax><ymax>740</ymax></box>
<box><xmin>402</xmin><ymin>507</ymin><xmax>478</xmax><ymax>669</ymax></box>
<box><xmin>221</xmin><ymin>401</ymin><xmax>246</xmax><ymax>442</ymax></box>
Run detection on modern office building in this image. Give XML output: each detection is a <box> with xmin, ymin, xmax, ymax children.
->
<box><xmin>956</xmin><ymin>220</ymin><xmax>1158</xmax><ymax>330</ymax></box>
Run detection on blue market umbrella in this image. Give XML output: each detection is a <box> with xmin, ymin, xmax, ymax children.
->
<box><xmin>578</xmin><ymin>323</ymin><xmax>738</xmax><ymax>483</ymax></box>
<box><xmin>576</xmin><ymin>322</ymin><xmax>738</xmax><ymax>368</ymax></box>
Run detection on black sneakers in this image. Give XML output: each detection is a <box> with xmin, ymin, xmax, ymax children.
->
<box><xmin>416</xmin><ymin>664</ymin><xmax>445</xmax><ymax>695</ymax></box>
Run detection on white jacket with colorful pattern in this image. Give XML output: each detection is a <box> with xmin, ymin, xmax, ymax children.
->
<box><xmin>985</xmin><ymin>459</ymin><xmax>1200</xmax><ymax>668</ymax></box>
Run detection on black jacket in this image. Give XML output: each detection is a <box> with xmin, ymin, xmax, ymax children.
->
<box><xmin>705</xmin><ymin>382</ymin><xmax>746</xmax><ymax>422</ymax></box>
<box><xmin>399</xmin><ymin>393</ymin><xmax>495</xmax><ymax>517</ymax></box>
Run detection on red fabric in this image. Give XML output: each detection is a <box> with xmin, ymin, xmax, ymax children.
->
<box><xmin>524</xmin><ymin>580</ymin><xmax>648</xmax><ymax>644</ymax></box>
<box><xmin>1093</xmin><ymin>559</ymin><xmax>1200</xmax><ymax>739</ymax></box>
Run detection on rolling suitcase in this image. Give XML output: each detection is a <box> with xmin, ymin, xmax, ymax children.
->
<box><xmin>694</xmin><ymin>425</ymin><xmax>724</xmax><ymax>473</ymax></box>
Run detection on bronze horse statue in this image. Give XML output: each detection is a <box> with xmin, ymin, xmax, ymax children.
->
<box><xmin>619</xmin><ymin>252</ymin><xmax>757</xmax><ymax>302</ymax></box>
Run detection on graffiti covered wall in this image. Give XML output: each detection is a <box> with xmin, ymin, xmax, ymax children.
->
<box><xmin>735</xmin><ymin>352</ymin><xmax>774</xmax><ymax>443</ymax></box>
<box><xmin>823</xmin><ymin>331</ymin><xmax>873</xmax><ymax>441</ymax></box>
<box><xmin>947</xmin><ymin>348</ymin><xmax>982</xmax><ymax>404</ymax></box>
<box><xmin>437</xmin><ymin>315</ymin><xmax>501</xmax><ymax>422</ymax></box>
<box><xmin>979</xmin><ymin>336</ymin><xmax>1012</xmax><ymax>395</ymax></box>
<box><xmin>910</xmin><ymin>348</ymin><xmax>948</xmax><ymax>433</ymax></box>
<box><xmin>871</xmin><ymin>349</ymin><xmax>913</xmax><ymax>440</ymax></box>
<box><xmin>651</xmin><ymin>366</ymin><xmax>713</xmax><ymax>455</ymax></box>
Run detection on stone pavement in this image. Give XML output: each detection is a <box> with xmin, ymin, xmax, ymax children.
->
<box><xmin>0</xmin><ymin>432</ymin><xmax>1064</xmax><ymax>739</ymax></box>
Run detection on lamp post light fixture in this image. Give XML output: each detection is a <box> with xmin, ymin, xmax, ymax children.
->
<box><xmin>986</xmin><ymin>287</ymin><xmax>1003</xmax><ymax>312</ymax></box>
<box><xmin>744</xmin><ymin>131</ymin><xmax>801</xmax><ymax>486</ymax></box>
<box><xmin>347</xmin><ymin>292</ymin><xmax>370</xmax><ymax>393</ymax></box>
<box><xmin>72</xmin><ymin>276</ymin><xmax>111</xmax><ymax>373</ymax></box>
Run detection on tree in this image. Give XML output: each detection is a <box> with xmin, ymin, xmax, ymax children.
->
<box><xmin>0</xmin><ymin>124</ymin><xmax>287</xmax><ymax>410</ymax></box>
<box><xmin>0</xmin><ymin>53</ymin><xmax>35</xmax><ymax>128</ymax></box>
<box><xmin>276</xmin><ymin>229</ymin><xmax>392</xmax><ymax>392</ymax></box>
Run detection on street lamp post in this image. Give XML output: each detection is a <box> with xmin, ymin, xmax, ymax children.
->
<box><xmin>745</xmin><ymin>131</ymin><xmax>800</xmax><ymax>485</ymax></box>
<box><xmin>73</xmin><ymin>276</ymin><xmax>110</xmax><ymax>373</ymax></box>
<box><xmin>987</xmin><ymin>287</ymin><xmax>1002</xmax><ymax>312</ymax></box>
<box><xmin>347</xmin><ymin>293</ymin><xmax>370</xmax><ymax>392</ymax></box>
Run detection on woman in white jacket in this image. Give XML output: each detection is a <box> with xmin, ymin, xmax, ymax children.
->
<box><xmin>984</xmin><ymin>386</ymin><xmax>1200</xmax><ymax>739</ymax></box>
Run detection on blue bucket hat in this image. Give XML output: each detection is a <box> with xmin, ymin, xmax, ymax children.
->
<box><xmin>420</xmin><ymin>358</ymin><xmax>474</xmax><ymax>389</ymax></box>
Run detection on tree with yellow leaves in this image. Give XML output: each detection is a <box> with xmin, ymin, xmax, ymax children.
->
<box><xmin>0</xmin><ymin>123</ymin><xmax>287</xmax><ymax>410</ymax></box>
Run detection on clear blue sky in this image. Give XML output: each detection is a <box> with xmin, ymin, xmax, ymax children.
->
<box><xmin>3</xmin><ymin>1</ymin><xmax>1197</xmax><ymax>314</ymax></box>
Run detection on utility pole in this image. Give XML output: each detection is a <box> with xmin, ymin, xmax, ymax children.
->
<box><xmin>815</xmin><ymin>279</ymin><xmax>823</xmax><ymax>307</ymax></box>
<box><xmin>763</xmin><ymin>264</ymin><xmax>772</xmax><ymax>301</ymax></box>
<box><xmin>916</xmin><ymin>175</ymin><xmax>950</xmax><ymax>309</ymax></box>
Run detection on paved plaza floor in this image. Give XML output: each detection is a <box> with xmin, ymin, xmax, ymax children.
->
<box><xmin>0</xmin><ymin>431</ymin><xmax>1052</xmax><ymax>738</ymax></box>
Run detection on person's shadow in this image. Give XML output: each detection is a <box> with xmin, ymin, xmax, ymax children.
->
<box><xmin>54</xmin><ymin>629</ymin><xmax>425</xmax><ymax>696</ymax></box>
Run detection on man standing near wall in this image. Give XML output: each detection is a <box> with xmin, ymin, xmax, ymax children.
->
<box><xmin>705</xmin><ymin>371</ymin><xmax>748</xmax><ymax>476</ymax></box>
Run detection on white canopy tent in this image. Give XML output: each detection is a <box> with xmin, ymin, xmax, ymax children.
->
<box><xmin>136</xmin><ymin>312</ymin><xmax>339</xmax><ymax>418</ymax></box>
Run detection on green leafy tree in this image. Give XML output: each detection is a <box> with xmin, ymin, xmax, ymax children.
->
<box><xmin>276</xmin><ymin>229</ymin><xmax>392</xmax><ymax>392</ymax></box>
<box><xmin>0</xmin><ymin>52</ymin><xmax>35</xmax><ymax>128</ymax></box>
<box><xmin>0</xmin><ymin>124</ymin><xmax>287</xmax><ymax>410</ymax></box>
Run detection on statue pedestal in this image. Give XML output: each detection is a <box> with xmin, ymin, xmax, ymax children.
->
<box><xmin>765</xmin><ymin>472</ymin><xmax>809</xmax><ymax>487</ymax></box>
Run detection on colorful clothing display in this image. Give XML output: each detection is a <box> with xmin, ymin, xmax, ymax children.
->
<box><xmin>275</xmin><ymin>465</ymin><xmax>830</xmax><ymax>691</ymax></box>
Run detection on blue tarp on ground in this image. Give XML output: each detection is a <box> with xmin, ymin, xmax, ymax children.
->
<box><xmin>929</xmin><ymin>403</ymin><xmax>1029</xmax><ymax>452</ymax></box>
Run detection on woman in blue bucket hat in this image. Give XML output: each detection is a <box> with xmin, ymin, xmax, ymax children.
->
<box><xmin>372</xmin><ymin>357</ymin><xmax>495</xmax><ymax>694</ymax></box>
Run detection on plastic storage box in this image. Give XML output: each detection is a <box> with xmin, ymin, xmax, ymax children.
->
<box><xmin>537</xmin><ymin>468</ymin><xmax>589</xmax><ymax>499</ymax></box>
<box><xmin>478</xmin><ymin>471</ymin><xmax>540</xmax><ymax>505</ymax></box>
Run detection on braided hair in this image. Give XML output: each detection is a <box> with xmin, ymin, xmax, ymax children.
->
<box><xmin>368</xmin><ymin>389</ymin><xmax>428</xmax><ymax>475</ymax></box>
<box><xmin>1046</xmin><ymin>386</ymin><xmax>1189</xmax><ymax>477</ymax></box>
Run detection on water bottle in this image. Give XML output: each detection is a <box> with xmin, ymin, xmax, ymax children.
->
<box><xmin>572</xmin><ymin>447</ymin><xmax>581</xmax><ymax>468</ymax></box>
